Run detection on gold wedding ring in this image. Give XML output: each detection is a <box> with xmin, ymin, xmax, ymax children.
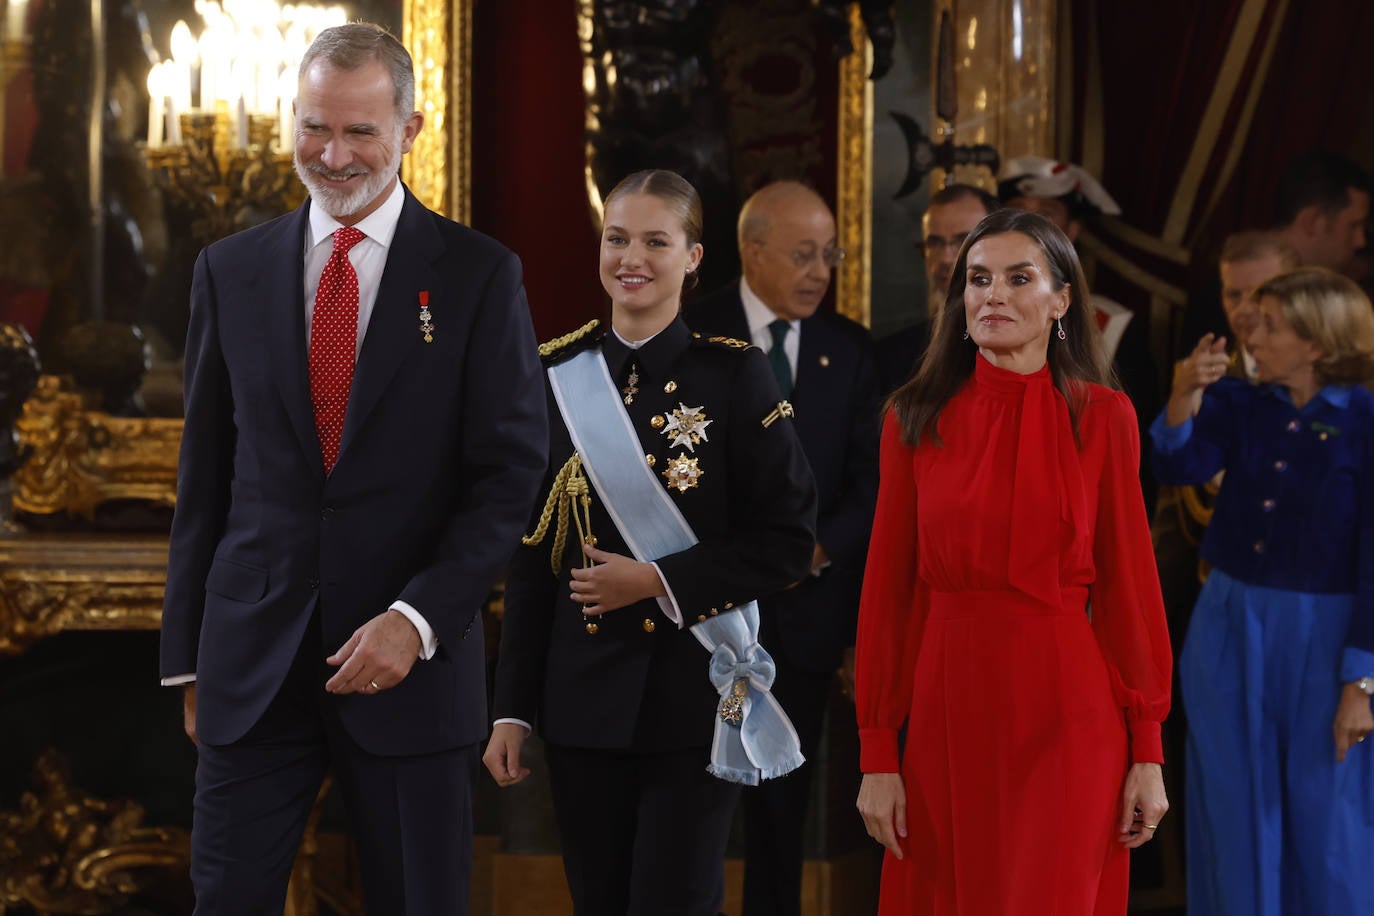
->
<box><xmin>369</xmin><ymin>680</ymin><xmax>380</xmax><ymax>691</ymax></box>
<box><xmin>1144</xmin><ymin>824</ymin><xmax>1158</xmax><ymax>830</ymax></box>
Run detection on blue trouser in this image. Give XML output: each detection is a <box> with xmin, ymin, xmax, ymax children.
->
<box><xmin>1182</xmin><ymin>570</ymin><xmax>1374</xmax><ymax>916</ymax></box>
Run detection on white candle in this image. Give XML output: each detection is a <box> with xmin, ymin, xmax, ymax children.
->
<box><xmin>277</xmin><ymin>69</ymin><xmax>295</xmax><ymax>152</ymax></box>
<box><xmin>167</xmin><ymin>94</ymin><xmax>182</xmax><ymax>145</ymax></box>
<box><xmin>235</xmin><ymin>94</ymin><xmax>248</xmax><ymax>149</ymax></box>
<box><xmin>5</xmin><ymin>0</ymin><xmax>28</xmax><ymax>42</ymax></box>
<box><xmin>145</xmin><ymin>64</ymin><xmax>164</xmax><ymax>147</ymax></box>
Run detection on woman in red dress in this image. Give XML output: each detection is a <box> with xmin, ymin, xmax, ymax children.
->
<box><xmin>855</xmin><ymin>209</ymin><xmax>1172</xmax><ymax>915</ymax></box>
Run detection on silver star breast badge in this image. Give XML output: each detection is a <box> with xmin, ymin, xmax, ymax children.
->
<box><xmin>660</xmin><ymin>403</ymin><xmax>712</xmax><ymax>453</ymax></box>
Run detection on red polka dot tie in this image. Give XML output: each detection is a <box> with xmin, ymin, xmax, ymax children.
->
<box><xmin>309</xmin><ymin>226</ymin><xmax>365</xmax><ymax>474</ymax></box>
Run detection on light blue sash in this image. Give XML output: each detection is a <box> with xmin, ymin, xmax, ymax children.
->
<box><xmin>548</xmin><ymin>347</ymin><xmax>804</xmax><ymax>785</ymax></box>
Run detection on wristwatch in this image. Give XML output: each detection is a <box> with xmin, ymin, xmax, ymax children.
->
<box><xmin>1358</xmin><ymin>678</ymin><xmax>1374</xmax><ymax>696</ymax></box>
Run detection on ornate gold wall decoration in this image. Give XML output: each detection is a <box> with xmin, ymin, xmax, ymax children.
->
<box><xmin>10</xmin><ymin>377</ymin><xmax>180</xmax><ymax>519</ymax></box>
<box><xmin>403</xmin><ymin>0</ymin><xmax>472</xmax><ymax>222</ymax></box>
<box><xmin>0</xmin><ymin>750</ymin><xmax>190</xmax><ymax>914</ymax></box>
<box><xmin>0</xmin><ymin>534</ymin><xmax>168</xmax><ymax>656</ymax></box>
<box><xmin>835</xmin><ymin>5</ymin><xmax>873</xmax><ymax>327</ymax></box>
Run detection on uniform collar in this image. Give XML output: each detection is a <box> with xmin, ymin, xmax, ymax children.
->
<box><xmin>601</xmin><ymin>316</ymin><xmax>691</xmax><ymax>383</ymax></box>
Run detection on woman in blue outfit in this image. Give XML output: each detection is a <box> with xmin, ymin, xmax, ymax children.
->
<box><xmin>1152</xmin><ymin>267</ymin><xmax>1374</xmax><ymax>915</ymax></box>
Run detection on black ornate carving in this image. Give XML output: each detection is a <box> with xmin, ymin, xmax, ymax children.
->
<box><xmin>812</xmin><ymin>0</ymin><xmax>897</xmax><ymax>81</ymax></box>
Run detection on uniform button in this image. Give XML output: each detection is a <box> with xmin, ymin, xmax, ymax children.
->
<box><xmin>1261</xmin><ymin>498</ymin><xmax>1276</xmax><ymax>512</ymax></box>
<box><xmin>1273</xmin><ymin>460</ymin><xmax>1288</xmax><ymax>472</ymax></box>
<box><xmin>710</xmin><ymin>608</ymin><xmax>719</xmax><ymax>616</ymax></box>
<box><xmin>724</xmin><ymin>602</ymin><xmax>734</xmax><ymax>609</ymax></box>
<box><xmin>1252</xmin><ymin>542</ymin><xmax>1265</xmax><ymax>554</ymax></box>
<box><xmin>664</xmin><ymin>381</ymin><xmax>678</xmax><ymax>393</ymax></box>
<box><xmin>651</xmin><ymin>415</ymin><xmax>666</xmax><ymax>429</ymax></box>
<box><xmin>697</xmin><ymin>614</ymin><xmax>707</xmax><ymax>622</ymax></box>
<box><xmin>308</xmin><ymin>577</ymin><xmax>320</xmax><ymax>589</ymax></box>
<box><xmin>642</xmin><ymin>618</ymin><xmax>656</xmax><ymax>633</ymax></box>
<box><xmin>1286</xmin><ymin>420</ymin><xmax>1300</xmax><ymax>432</ymax></box>
<box><xmin>645</xmin><ymin>453</ymin><xmax>656</xmax><ymax>467</ymax></box>
<box><xmin>1319</xmin><ymin>432</ymin><xmax>1329</xmax><ymax>441</ymax></box>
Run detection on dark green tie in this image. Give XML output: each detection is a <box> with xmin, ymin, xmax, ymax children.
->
<box><xmin>767</xmin><ymin>319</ymin><xmax>792</xmax><ymax>398</ymax></box>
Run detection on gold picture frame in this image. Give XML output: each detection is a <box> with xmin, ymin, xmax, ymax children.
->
<box><xmin>9</xmin><ymin>0</ymin><xmax>470</xmax><ymax>521</ymax></box>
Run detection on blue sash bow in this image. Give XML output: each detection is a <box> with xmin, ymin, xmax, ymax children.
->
<box><xmin>547</xmin><ymin>347</ymin><xmax>804</xmax><ymax>784</ymax></box>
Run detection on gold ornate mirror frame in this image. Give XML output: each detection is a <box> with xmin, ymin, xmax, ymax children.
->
<box><xmin>9</xmin><ymin>0</ymin><xmax>470</xmax><ymax>521</ymax></box>
<box><xmin>835</xmin><ymin>7</ymin><xmax>872</xmax><ymax>329</ymax></box>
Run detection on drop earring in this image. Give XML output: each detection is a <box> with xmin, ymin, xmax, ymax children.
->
<box><xmin>962</xmin><ymin>328</ymin><xmax>970</xmax><ymax>341</ymax></box>
<box><xmin>1056</xmin><ymin>316</ymin><xmax>1066</xmax><ymax>340</ymax></box>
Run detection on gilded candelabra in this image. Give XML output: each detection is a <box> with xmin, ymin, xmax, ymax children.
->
<box><xmin>143</xmin><ymin>109</ymin><xmax>304</xmax><ymax>247</ymax></box>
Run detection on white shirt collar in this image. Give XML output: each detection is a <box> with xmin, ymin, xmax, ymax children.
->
<box><xmin>307</xmin><ymin>179</ymin><xmax>406</xmax><ymax>252</ymax></box>
<box><xmin>612</xmin><ymin>326</ymin><xmax>664</xmax><ymax>350</ymax></box>
<box><xmin>739</xmin><ymin>277</ymin><xmax>798</xmax><ymax>339</ymax></box>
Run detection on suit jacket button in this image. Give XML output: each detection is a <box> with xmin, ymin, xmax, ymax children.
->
<box><xmin>697</xmin><ymin>614</ymin><xmax>707</xmax><ymax>623</ymax></box>
<box><xmin>642</xmin><ymin>618</ymin><xmax>656</xmax><ymax>633</ymax></box>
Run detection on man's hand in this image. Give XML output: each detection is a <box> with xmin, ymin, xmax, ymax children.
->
<box><xmin>183</xmin><ymin>684</ymin><xmax>198</xmax><ymax>745</ymax></box>
<box><xmin>482</xmin><ymin>722</ymin><xmax>532</xmax><ymax>787</ymax></box>
<box><xmin>569</xmin><ymin>545</ymin><xmax>666</xmax><ymax>615</ymax></box>
<box><xmin>325</xmin><ymin>609</ymin><xmax>422</xmax><ymax>694</ymax></box>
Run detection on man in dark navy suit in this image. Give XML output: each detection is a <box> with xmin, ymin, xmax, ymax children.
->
<box><xmin>686</xmin><ymin>181</ymin><xmax>879</xmax><ymax>916</ymax></box>
<box><xmin>159</xmin><ymin>24</ymin><xmax>546</xmax><ymax>914</ymax></box>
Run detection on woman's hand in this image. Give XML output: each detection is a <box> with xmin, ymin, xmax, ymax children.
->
<box><xmin>482</xmin><ymin>722</ymin><xmax>531</xmax><ymax>787</ymax></box>
<box><xmin>1165</xmin><ymin>333</ymin><xmax>1230</xmax><ymax>426</ymax></box>
<box><xmin>856</xmin><ymin>772</ymin><xmax>908</xmax><ymax>859</ymax></box>
<box><xmin>1333</xmin><ymin>683</ymin><xmax>1374</xmax><ymax>763</ymax></box>
<box><xmin>569</xmin><ymin>545</ymin><xmax>667</xmax><ymax>615</ymax></box>
<box><xmin>1117</xmin><ymin>762</ymin><xmax>1168</xmax><ymax>848</ymax></box>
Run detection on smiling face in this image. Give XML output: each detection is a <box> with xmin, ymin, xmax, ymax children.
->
<box><xmin>599</xmin><ymin>191</ymin><xmax>703</xmax><ymax>324</ymax></box>
<box><xmin>1246</xmin><ymin>295</ymin><xmax>1323</xmax><ymax>389</ymax></box>
<box><xmin>293</xmin><ymin>59</ymin><xmax>422</xmax><ymax>225</ymax></box>
<box><xmin>963</xmin><ymin>231</ymin><xmax>1070</xmax><ymax>369</ymax></box>
<box><xmin>1219</xmin><ymin>253</ymin><xmax>1287</xmax><ymax>345</ymax></box>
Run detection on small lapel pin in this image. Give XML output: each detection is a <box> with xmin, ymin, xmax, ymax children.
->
<box><xmin>419</xmin><ymin>291</ymin><xmax>434</xmax><ymax>343</ymax></box>
<box><xmin>818</xmin><ymin>354</ymin><xmax>830</xmax><ymax>367</ymax></box>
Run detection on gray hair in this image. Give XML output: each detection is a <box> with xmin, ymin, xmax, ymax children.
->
<box><xmin>299</xmin><ymin>23</ymin><xmax>415</xmax><ymax>122</ymax></box>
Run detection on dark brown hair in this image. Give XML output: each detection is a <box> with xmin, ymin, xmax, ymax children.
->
<box><xmin>889</xmin><ymin>209</ymin><xmax>1113</xmax><ymax>446</ymax></box>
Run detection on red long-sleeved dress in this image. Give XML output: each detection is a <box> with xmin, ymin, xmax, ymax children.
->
<box><xmin>856</xmin><ymin>355</ymin><xmax>1172</xmax><ymax>915</ymax></box>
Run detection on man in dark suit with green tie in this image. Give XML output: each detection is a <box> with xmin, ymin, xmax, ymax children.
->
<box><xmin>687</xmin><ymin>181</ymin><xmax>880</xmax><ymax>916</ymax></box>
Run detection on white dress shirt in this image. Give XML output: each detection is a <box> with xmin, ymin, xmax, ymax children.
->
<box><xmin>740</xmin><ymin>277</ymin><xmax>800</xmax><ymax>382</ymax></box>
<box><xmin>161</xmin><ymin>181</ymin><xmax>437</xmax><ymax>687</ymax></box>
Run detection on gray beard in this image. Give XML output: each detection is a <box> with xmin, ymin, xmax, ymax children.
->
<box><xmin>294</xmin><ymin>134</ymin><xmax>402</xmax><ymax>219</ymax></box>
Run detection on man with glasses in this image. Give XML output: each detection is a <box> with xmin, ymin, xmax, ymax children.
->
<box><xmin>687</xmin><ymin>181</ymin><xmax>880</xmax><ymax>916</ymax></box>
<box><xmin>875</xmin><ymin>184</ymin><xmax>998</xmax><ymax>394</ymax></box>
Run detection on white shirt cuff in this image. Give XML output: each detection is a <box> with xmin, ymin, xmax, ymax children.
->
<box><xmin>649</xmin><ymin>561</ymin><xmax>683</xmax><ymax>628</ymax></box>
<box><xmin>389</xmin><ymin>601</ymin><xmax>438</xmax><ymax>660</ymax></box>
<box><xmin>494</xmin><ymin>717</ymin><xmax>532</xmax><ymax>733</ymax></box>
<box><xmin>161</xmin><ymin>674</ymin><xmax>196</xmax><ymax>686</ymax></box>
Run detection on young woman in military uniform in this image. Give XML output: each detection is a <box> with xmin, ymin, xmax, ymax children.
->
<box><xmin>483</xmin><ymin>169</ymin><xmax>818</xmax><ymax>916</ymax></box>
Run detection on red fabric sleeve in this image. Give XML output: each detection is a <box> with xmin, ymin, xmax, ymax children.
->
<box><xmin>855</xmin><ymin>412</ymin><xmax>930</xmax><ymax>773</ymax></box>
<box><xmin>1087</xmin><ymin>392</ymin><xmax>1174</xmax><ymax>764</ymax></box>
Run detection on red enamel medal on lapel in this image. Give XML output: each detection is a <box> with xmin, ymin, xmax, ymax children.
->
<box><xmin>418</xmin><ymin>290</ymin><xmax>434</xmax><ymax>343</ymax></box>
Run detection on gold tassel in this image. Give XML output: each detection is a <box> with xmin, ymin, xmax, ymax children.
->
<box><xmin>521</xmin><ymin>454</ymin><xmax>595</xmax><ymax>575</ymax></box>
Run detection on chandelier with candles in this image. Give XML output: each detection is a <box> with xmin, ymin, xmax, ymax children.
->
<box><xmin>144</xmin><ymin>0</ymin><xmax>348</xmax><ymax>244</ymax></box>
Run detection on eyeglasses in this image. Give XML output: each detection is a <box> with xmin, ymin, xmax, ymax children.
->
<box><xmin>762</xmin><ymin>243</ymin><xmax>847</xmax><ymax>269</ymax></box>
<box><xmin>916</xmin><ymin>234</ymin><xmax>969</xmax><ymax>255</ymax></box>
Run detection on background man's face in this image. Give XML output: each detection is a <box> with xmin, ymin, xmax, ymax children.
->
<box><xmin>922</xmin><ymin>197</ymin><xmax>988</xmax><ymax>300</ymax></box>
<box><xmin>1311</xmin><ymin>187</ymin><xmax>1369</xmax><ymax>270</ymax></box>
<box><xmin>745</xmin><ymin>200</ymin><xmax>838</xmax><ymax>322</ymax></box>
<box><xmin>1219</xmin><ymin>253</ymin><xmax>1287</xmax><ymax>345</ymax></box>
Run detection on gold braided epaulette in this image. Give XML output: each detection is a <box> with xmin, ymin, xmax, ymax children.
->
<box><xmin>689</xmin><ymin>332</ymin><xmax>753</xmax><ymax>351</ymax></box>
<box><xmin>538</xmin><ymin>319</ymin><xmax>603</xmax><ymax>365</ymax></box>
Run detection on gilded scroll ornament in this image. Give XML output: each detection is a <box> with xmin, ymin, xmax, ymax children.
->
<box><xmin>0</xmin><ymin>751</ymin><xmax>190</xmax><ymax>914</ymax></box>
<box><xmin>10</xmin><ymin>377</ymin><xmax>180</xmax><ymax>519</ymax></box>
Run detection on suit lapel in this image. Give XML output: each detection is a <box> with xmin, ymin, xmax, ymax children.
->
<box><xmin>792</xmin><ymin>315</ymin><xmax>826</xmax><ymax>402</ymax></box>
<box><xmin>717</xmin><ymin>288</ymin><xmax>752</xmax><ymax>342</ymax></box>
<box><xmin>337</xmin><ymin>188</ymin><xmax>442</xmax><ymax>462</ymax></box>
<box><xmin>261</xmin><ymin>202</ymin><xmax>323</xmax><ymax>476</ymax></box>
